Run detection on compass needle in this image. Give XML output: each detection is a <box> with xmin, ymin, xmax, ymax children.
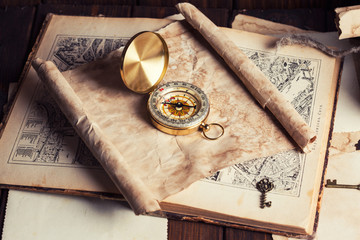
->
<box><xmin>120</xmin><ymin>32</ymin><xmax>222</xmax><ymax>139</ymax></box>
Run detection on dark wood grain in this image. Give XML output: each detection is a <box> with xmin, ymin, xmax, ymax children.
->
<box><xmin>139</xmin><ymin>0</ymin><xmax>232</xmax><ymax>9</ymax></box>
<box><xmin>168</xmin><ymin>219</ymin><xmax>224</xmax><ymax>240</ymax></box>
<box><xmin>0</xmin><ymin>0</ymin><xmax>40</xmax><ymax>7</ymax></box>
<box><xmin>132</xmin><ymin>6</ymin><xmax>178</xmax><ymax>19</ymax></box>
<box><xmin>0</xmin><ymin>189</ymin><xmax>9</xmax><ymax>239</ymax></box>
<box><xmin>233</xmin><ymin>8</ymin><xmax>329</xmax><ymax>32</ymax></box>
<box><xmin>43</xmin><ymin>0</ymin><xmax>135</xmax><ymax>4</ymax></box>
<box><xmin>133</xmin><ymin>6</ymin><xmax>229</xmax><ymax>27</ymax></box>
<box><xmin>0</xmin><ymin>6</ymin><xmax>35</xmax><ymax>120</ymax></box>
<box><xmin>233</xmin><ymin>0</ymin><xmax>327</xmax><ymax>10</ymax></box>
<box><xmin>30</xmin><ymin>4</ymin><xmax>132</xmax><ymax>47</ymax></box>
<box><xmin>232</xmin><ymin>0</ymin><xmax>360</xmax><ymax>11</ymax></box>
<box><xmin>326</xmin><ymin>0</ymin><xmax>360</xmax><ymax>9</ymax></box>
<box><xmin>199</xmin><ymin>7</ymin><xmax>229</xmax><ymax>27</ymax></box>
<box><xmin>225</xmin><ymin>227</ymin><xmax>273</xmax><ymax>240</ymax></box>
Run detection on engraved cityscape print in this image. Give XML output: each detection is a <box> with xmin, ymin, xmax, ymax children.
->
<box><xmin>9</xmin><ymin>34</ymin><xmax>319</xmax><ymax>195</ymax></box>
<box><xmin>206</xmin><ymin>49</ymin><xmax>319</xmax><ymax>197</ymax></box>
<box><xmin>9</xmin><ymin>35</ymin><xmax>128</xmax><ymax>167</ymax></box>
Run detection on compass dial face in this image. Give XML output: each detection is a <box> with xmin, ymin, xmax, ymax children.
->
<box><xmin>159</xmin><ymin>91</ymin><xmax>198</xmax><ymax>119</ymax></box>
<box><xmin>148</xmin><ymin>81</ymin><xmax>209</xmax><ymax>131</ymax></box>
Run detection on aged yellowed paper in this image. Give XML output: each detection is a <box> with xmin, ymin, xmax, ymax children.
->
<box><xmin>0</xmin><ymin>15</ymin><xmax>173</xmax><ymax>205</ymax></box>
<box><xmin>32</xmin><ymin>20</ymin><xmax>307</xmax><ymax>214</ymax></box>
<box><xmin>160</xmin><ymin>23</ymin><xmax>339</xmax><ymax>236</ymax></box>
<box><xmin>34</xmin><ymin>20</ymin><xmax>339</xmax><ymax>234</ymax></box>
<box><xmin>2</xmin><ymin>190</ymin><xmax>167</xmax><ymax>240</ymax></box>
<box><xmin>0</xmin><ymin>13</ymin><xmax>341</xmax><ymax>235</ymax></box>
<box><xmin>232</xmin><ymin>11</ymin><xmax>360</xmax><ymax>240</ymax></box>
<box><xmin>232</xmin><ymin>14</ymin><xmax>310</xmax><ymax>35</ymax></box>
<box><xmin>335</xmin><ymin>5</ymin><xmax>360</xmax><ymax>39</ymax></box>
<box><xmin>176</xmin><ymin>3</ymin><xmax>316</xmax><ymax>152</ymax></box>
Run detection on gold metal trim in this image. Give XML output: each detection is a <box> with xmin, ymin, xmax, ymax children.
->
<box><xmin>200</xmin><ymin>123</ymin><xmax>225</xmax><ymax>140</ymax></box>
<box><xmin>120</xmin><ymin>31</ymin><xmax>169</xmax><ymax>94</ymax></box>
<box><xmin>149</xmin><ymin>114</ymin><xmax>207</xmax><ymax>136</ymax></box>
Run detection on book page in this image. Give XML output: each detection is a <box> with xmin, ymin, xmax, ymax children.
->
<box><xmin>0</xmin><ymin>13</ymin><xmax>339</xmax><ymax>228</ymax></box>
<box><xmin>162</xmin><ymin>28</ymin><xmax>340</xmax><ymax>235</ymax></box>
<box><xmin>1</xmin><ymin>14</ymin><xmax>301</xmax><ymax>214</ymax></box>
<box><xmin>2</xmin><ymin>190</ymin><xmax>167</xmax><ymax>240</ymax></box>
<box><xmin>32</xmin><ymin>20</ymin><xmax>313</xmax><ymax>214</ymax></box>
<box><xmin>274</xmin><ymin>33</ymin><xmax>360</xmax><ymax>240</ymax></box>
<box><xmin>233</xmin><ymin>13</ymin><xmax>360</xmax><ymax>239</ymax></box>
<box><xmin>0</xmin><ymin>15</ymin><xmax>173</xmax><ymax>194</ymax></box>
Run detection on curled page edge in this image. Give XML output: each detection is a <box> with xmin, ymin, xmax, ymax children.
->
<box><xmin>31</xmin><ymin>58</ymin><xmax>160</xmax><ymax>215</ymax></box>
<box><xmin>231</xmin><ymin>13</ymin><xmax>310</xmax><ymax>35</ymax></box>
<box><xmin>176</xmin><ymin>2</ymin><xmax>316</xmax><ymax>152</ymax></box>
<box><xmin>329</xmin><ymin>131</ymin><xmax>360</xmax><ymax>157</ymax></box>
<box><xmin>335</xmin><ymin>5</ymin><xmax>360</xmax><ymax>40</ymax></box>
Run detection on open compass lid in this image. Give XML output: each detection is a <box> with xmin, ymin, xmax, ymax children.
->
<box><xmin>120</xmin><ymin>31</ymin><xmax>169</xmax><ymax>94</ymax></box>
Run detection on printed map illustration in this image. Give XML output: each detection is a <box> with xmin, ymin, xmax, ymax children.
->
<box><xmin>8</xmin><ymin>35</ymin><xmax>320</xmax><ymax>197</ymax></box>
<box><xmin>8</xmin><ymin>35</ymin><xmax>128</xmax><ymax>168</ymax></box>
<box><xmin>206</xmin><ymin>49</ymin><xmax>319</xmax><ymax>197</ymax></box>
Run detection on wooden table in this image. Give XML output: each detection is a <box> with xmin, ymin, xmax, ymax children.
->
<box><xmin>0</xmin><ymin>1</ymin><xmax>349</xmax><ymax>239</ymax></box>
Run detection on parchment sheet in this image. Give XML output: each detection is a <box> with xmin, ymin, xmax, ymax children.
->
<box><xmin>1</xmin><ymin>190</ymin><xmax>167</xmax><ymax>240</ymax></box>
<box><xmin>335</xmin><ymin>5</ymin><xmax>360</xmax><ymax>39</ymax></box>
<box><xmin>232</xmin><ymin>14</ymin><xmax>311</xmax><ymax>35</ymax></box>
<box><xmin>33</xmin><ymin>21</ymin><xmax>299</xmax><ymax>214</ymax></box>
<box><xmin>329</xmin><ymin>131</ymin><xmax>360</xmax><ymax>156</ymax></box>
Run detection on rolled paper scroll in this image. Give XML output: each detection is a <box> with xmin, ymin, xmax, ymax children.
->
<box><xmin>176</xmin><ymin>3</ymin><xmax>316</xmax><ymax>152</ymax></box>
<box><xmin>32</xmin><ymin>58</ymin><xmax>161</xmax><ymax>215</ymax></box>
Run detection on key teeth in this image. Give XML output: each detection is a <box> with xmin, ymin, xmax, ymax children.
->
<box><xmin>326</xmin><ymin>179</ymin><xmax>337</xmax><ymax>185</ymax></box>
<box><xmin>259</xmin><ymin>194</ymin><xmax>272</xmax><ymax>208</ymax></box>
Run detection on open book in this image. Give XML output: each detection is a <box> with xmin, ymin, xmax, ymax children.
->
<box><xmin>0</xmin><ymin>13</ymin><xmax>341</xmax><ymax>237</ymax></box>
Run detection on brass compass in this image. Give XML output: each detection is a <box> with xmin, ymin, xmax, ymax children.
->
<box><xmin>120</xmin><ymin>31</ymin><xmax>223</xmax><ymax>140</ymax></box>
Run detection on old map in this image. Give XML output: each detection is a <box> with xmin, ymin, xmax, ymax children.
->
<box><xmin>206</xmin><ymin>49</ymin><xmax>319</xmax><ymax>197</ymax></box>
<box><xmin>8</xmin><ymin>35</ymin><xmax>319</xmax><ymax>196</ymax></box>
<box><xmin>8</xmin><ymin>35</ymin><xmax>128</xmax><ymax>168</ymax></box>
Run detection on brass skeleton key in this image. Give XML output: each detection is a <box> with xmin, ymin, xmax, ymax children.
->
<box><xmin>256</xmin><ymin>178</ymin><xmax>274</xmax><ymax>208</ymax></box>
<box><xmin>325</xmin><ymin>179</ymin><xmax>360</xmax><ymax>190</ymax></box>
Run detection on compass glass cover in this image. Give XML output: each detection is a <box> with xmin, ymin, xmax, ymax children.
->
<box><xmin>148</xmin><ymin>81</ymin><xmax>209</xmax><ymax>129</ymax></box>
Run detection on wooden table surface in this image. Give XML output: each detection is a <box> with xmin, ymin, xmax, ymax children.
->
<box><xmin>0</xmin><ymin>0</ymin><xmax>355</xmax><ymax>239</ymax></box>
